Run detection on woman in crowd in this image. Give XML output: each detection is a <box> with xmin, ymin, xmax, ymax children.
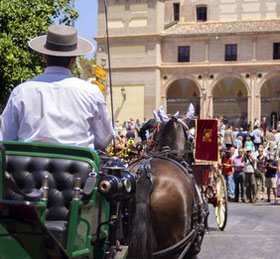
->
<box><xmin>244</xmin><ymin>136</ymin><xmax>254</xmax><ymax>152</ymax></box>
<box><xmin>221</xmin><ymin>149</ymin><xmax>235</xmax><ymax>199</ymax></box>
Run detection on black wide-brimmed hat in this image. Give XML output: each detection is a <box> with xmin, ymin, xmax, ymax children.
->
<box><xmin>28</xmin><ymin>25</ymin><xmax>94</xmax><ymax>57</ymax></box>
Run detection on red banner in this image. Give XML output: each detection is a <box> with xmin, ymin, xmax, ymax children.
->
<box><xmin>194</xmin><ymin>119</ymin><xmax>218</xmax><ymax>162</ymax></box>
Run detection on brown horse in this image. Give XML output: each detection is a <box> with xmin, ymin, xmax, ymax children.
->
<box><xmin>127</xmin><ymin>106</ymin><xmax>207</xmax><ymax>259</ymax></box>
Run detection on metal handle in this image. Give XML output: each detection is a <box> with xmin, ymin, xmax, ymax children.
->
<box><xmin>73</xmin><ymin>177</ymin><xmax>82</xmax><ymax>200</ymax></box>
<box><xmin>42</xmin><ymin>175</ymin><xmax>49</xmax><ymax>201</ymax></box>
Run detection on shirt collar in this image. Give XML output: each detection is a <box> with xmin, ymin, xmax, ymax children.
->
<box><xmin>45</xmin><ymin>66</ymin><xmax>72</xmax><ymax>76</ymax></box>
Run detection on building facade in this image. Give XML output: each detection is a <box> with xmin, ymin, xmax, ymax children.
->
<box><xmin>95</xmin><ymin>0</ymin><xmax>280</xmax><ymax>128</ymax></box>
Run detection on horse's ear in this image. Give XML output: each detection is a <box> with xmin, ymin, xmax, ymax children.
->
<box><xmin>158</xmin><ymin>105</ymin><xmax>169</xmax><ymax>122</ymax></box>
<box><xmin>173</xmin><ymin>111</ymin><xmax>179</xmax><ymax>118</ymax></box>
<box><xmin>153</xmin><ymin>110</ymin><xmax>161</xmax><ymax>123</ymax></box>
<box><xmin>183</xmin><ymin>103</ymin><xmax>195</xmax><ymax>121</ymax></box>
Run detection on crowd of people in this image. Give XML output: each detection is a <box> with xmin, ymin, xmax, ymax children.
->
<box><xmin>106</xmin><ymin>118</ymin><xmax>156</xmax><ymax>161</ymax></box>
<box><xmin>218</xmin><ymin>116</ymin><xmax>280</xmax><ymax>204</ymax></box>
<box><xmin>110</xmin><ymin>116</ymin><xmax>280</xmax><ymax>205</ymax></box>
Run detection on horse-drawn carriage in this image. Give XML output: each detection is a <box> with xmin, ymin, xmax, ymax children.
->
<box><xmin>0</xmin><ymin>105</ymin><xmax>227</xmax><ymax>259</ymax></box>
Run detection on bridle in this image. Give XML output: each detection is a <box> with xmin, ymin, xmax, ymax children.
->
<box><xmin>152</xmin><ymin>117</ymin><xmax>194</xmax><ymax>158</ymax></box>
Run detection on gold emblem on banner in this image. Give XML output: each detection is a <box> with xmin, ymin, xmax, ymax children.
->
<box><xmin>202</xmin><ymin>128</ymin><xmax>212</xmax><ymax>142</ymax></box>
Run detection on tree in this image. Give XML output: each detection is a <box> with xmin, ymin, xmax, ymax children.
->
<box><xmin>0</xmin><ymin>0</ymin><xmax>78</xmax><ymax>111</ymax></box>
<box><xmin>78</xmin><ymin>56</ymin><xmax>96</xmax><ymax>80</ymax></box>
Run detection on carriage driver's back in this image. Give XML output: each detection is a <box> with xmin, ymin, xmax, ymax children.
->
<box><xmin>1</xmin><ymin>25</ymin><xmax>114</xmax><ymax>150</ymax></box>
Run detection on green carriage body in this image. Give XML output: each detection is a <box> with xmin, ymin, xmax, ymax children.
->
<box><xmin>0</xmin><ymin>141</ymin><xmax>127</xmax><ymax>258</ymax></box>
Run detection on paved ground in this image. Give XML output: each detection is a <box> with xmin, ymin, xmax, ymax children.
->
<box><xmin>198</xmin><ymin>200</ymin><xmax>280</xmax><ymax>259</ymax></box>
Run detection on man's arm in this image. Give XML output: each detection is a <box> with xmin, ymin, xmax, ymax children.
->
<box><xmin>90</xmin><ymin>91</ymin><xmax>114</xmax><ymax>150</ymax></box>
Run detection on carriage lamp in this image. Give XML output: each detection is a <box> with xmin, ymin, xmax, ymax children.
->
<box><xmin>99</xmin><ymin>176</ymin><xmax>119</xmax><ymax>198</ymax></box>
<box><xmin>121</xmin><ymin>171</ymin><xmax>136</xmax><ymax>196</ymax></box>
<box><xmin>100</xmin><ymin>158</ymin><xmax>136</xmax><ymax>199</ymax></box>
<box><xmin>121</xmin><ymin>87</ymin><xmax>126</xmax><ymax>100</ymax></box>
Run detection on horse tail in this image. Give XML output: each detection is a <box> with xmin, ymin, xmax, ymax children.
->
<box><xmin>128</xmin><ymin>163</ymin><xmax>156</xmax><ymax>259</ymax></box>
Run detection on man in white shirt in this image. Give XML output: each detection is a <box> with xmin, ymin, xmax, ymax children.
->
<box><xmin>1</xmin><ymin>25</ymin><xmax>114</xmax><ymax>150</ymax></box>
<box><xmin>251</xmin><ymin>125</ymin><xmax>263</xmax><ymax>151</ymax></box>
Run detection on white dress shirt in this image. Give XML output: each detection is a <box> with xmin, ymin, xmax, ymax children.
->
<box><xmin>1</xmin><ymin>66</ymin><xmax>114</xmax><ymax>150</ymax></box>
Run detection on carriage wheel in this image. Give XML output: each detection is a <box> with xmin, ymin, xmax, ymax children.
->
<box><xmin>214</xmin><ymin>174</ymin><xmax>228</xmax><ymax>230</ymax></box>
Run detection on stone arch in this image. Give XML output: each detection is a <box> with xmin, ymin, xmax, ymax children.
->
<box><xmin>209</xmin><ymin>73</ymin><xmax>250</xmax><ymax>97</ymax></box>
<box><xmin>258</xmin><ymin>72</ymin><xmax>280</xmax><ymax>128</ymax></box>
<box><xmin>164</xmin><ymin>76</ymin><xmax>202</xmax><ymax>116</ymax></box>
<box><xmin>164</xmin><ymin>74</ymin><xmax>203</xmax><ymax>97</ymax></box>
<box><xmin>256</xmin><ymin>71</ymin><xmax>280</xmax><ymax>94</ymax></box>
<box><xmin>209</xmin><ymin>73</ymin><xmax>249</xmax><ymax>128</ymax></box>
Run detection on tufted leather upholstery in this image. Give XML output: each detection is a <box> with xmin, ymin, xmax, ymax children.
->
<box><xmin>4</xmin><ymin>155</ymin><xmax>93</xmax><ymax>221</ymax></box>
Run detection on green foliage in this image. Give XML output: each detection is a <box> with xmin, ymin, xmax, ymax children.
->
<box><xmin>78</xmin><ymin>56</ymin><xmax>96</xmax><ymax>80</ymax></box>
<box><xmin>0</xmin><ymin>0</ymin><xmax>78</xmax><ymax>111</ymax></box>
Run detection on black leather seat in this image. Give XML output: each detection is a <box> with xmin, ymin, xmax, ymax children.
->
<box><xmin>4</xmin><ymin>155</ymin><xmax>93</xmax><ymax>247</ymax></box>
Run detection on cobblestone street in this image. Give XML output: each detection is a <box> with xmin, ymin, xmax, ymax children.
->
<box><xmin>198</xmin><ymin>201</ymin><xmax>280</xmax><ymax>259</ymax></box>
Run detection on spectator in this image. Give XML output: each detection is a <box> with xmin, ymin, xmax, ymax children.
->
<box><xmin>224</xmin><ymin>125</ymin><xmax>234</xmax><ymax>149</ymax></box>
<box><xmin>233</xmin><ymin>128</ymin><xmax>239</xmax><ymax>139</ymax></box>
<box><xmin>253</xmin><ymin>118</ymin><xmax>260</xmax><ymax>128</ymax></box>
<box><xmin>135</xmin><ymin>119</ymin><xmax>141</xmax><ymax>135</ymax></box>
<box><xmin>274</xmin><ymin>129</ymin><xmax>280</xmax><ymax>143</ymax></box>
<box><xmin>255</xmin><ymin>147</ymin><xmax>267</xmax><ymax>201</ymax></box>
<box><xmin>237</xmin><ymin>128</ymin><xmax>246</xmax><ymax>146</ymax></box>
<box><xmin>263</xmin><ymin>141</ymin><xmax>269</xmax><ymax>157</ymax></box>
<box><xmin>219</xmin><ymin>117</ymin><xmax>225</xmax><ymax>137</ymax></box>
<box><xmin>234</xmin><ymin>136</ymin><xmax>243</xmax><ymax>149</ymax></box>
<box><xmin>230</xmin><ymin>146</ymin><xmax>238</xmax><ymax>160</ymax></box>
<box><xmin>122</xmin><ymin>120</ymin><xmax>129</xmax><ymax>129</ymax></box>
<box><xmin>244</xmin><ymin>136</ymin><xmax>254</xmax><ymax>152</ymax></box>
<box><xmin>242</xmin><ymin>147</ymin><xmax>257</xmax><ymax>203</ymax></box>
<box><xmin>271</xmin><ymin>114</ymin><xmax>277</xmax><ymax>130</ymax></box>
<box><xmin>265</xmin><ymin>129</ymin><xmax>275</xmax><ymax>143</ymax></box>
<box><xmin>126</xmin><ymin>127</ymin><xmax>135</xmax><ymax>140</ymax></box>
<box><xmin>115</xmin><ymin>120</ymin><xmax>122</xmax><ymax>133</ymax></box>
<box><xmin>221</xmin><ymin>149</ymin><xmax>235</xmax><ymax>199</ymax></box>
<box><xmin>261</xmin><ymin>117</ymin><xmax>268</xmax><ymax>135</ymax></box>
<box><xmin>232</xmin><ymin>148</ymin><xmax>245</xmax><ymax>202</ymax></box>
<box><xmin>247</xmin><ymin>121</ymin><xmax>252</xmax><ymax>132</ymax></box>
<box><xmin>264</xmin><ymin>149</ymin><xmax>279</xmax><ymax>203</ymax></box>
<box><xmin>251</xmin><ymin>125</ymin><xmax>263</xmax><ymax>151</ymax></box>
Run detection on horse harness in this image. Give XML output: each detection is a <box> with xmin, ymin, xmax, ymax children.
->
<box><xmin>131</xmin><ymin>153</ymin><xmax>206</xmax><ymax>258</ymax></box>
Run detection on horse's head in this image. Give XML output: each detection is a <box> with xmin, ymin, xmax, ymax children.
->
<box><xmin>152</xmin><ymin>104</ymin><xmax>195</xmax><ymax>164</ymax></box>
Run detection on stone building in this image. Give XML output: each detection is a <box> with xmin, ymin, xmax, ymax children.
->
<box><xmin>95</xmin><ymin>0</ymin><xmax>280</xmax><ymax>128</ymax></box>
